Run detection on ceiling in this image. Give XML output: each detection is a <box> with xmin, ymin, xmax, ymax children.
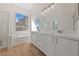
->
<box><xmin>14</xmin><ymin>3</ymin><xmax>51</xmax><ymax>15</ymax></box>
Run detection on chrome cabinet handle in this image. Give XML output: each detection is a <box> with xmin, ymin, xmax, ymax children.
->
<box><xmin>56</xmin><ymin>38</ymin><xmax>58</xmax><ymax>44</ymax></box>
<box><xmin>52</xmin><ymin>37</ymin><xmax>53</xmax><ymax>43</ymax></box>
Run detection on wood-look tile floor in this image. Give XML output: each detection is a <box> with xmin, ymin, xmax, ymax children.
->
<box><xmin>0</xmin><ymin>43</ymin><xmax>45</xmax><ymax>56</ymax></box>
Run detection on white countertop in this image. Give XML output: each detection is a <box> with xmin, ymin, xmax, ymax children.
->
<box><xmin>31</xmin><ymin>31</ymin><xmax>79</xmax><ymax>41</ymax></box>
<box><xmin>53</xmin><ymin>32</ymin><xmax>79</xmax><ymax>41</ymax></box>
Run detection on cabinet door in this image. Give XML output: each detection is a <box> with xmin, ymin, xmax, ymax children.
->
<box><xmin>55</xmin><ymin>38</ymin><xmax>78</xmax><ymax>56</ymax></box>
<box><xmin>31</xmin><ymin>32</ymin><xmax>36</xmax><ymax>46</ymax></box>
<box><xmin>42</xmin><ymin>34</ymin><xmax>55</xmax><ymax>56</ymax></box>
<box><xmin>36</xmin><ymin>33</ymin><xmax>41</xmax><ymax>49</ymax></box>
<box><xmin>46</xmin><ymin>35</ymin><xmax>55</xmax><ymax>56</ymax></box>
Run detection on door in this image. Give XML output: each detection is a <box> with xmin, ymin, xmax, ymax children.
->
<box><xmin>0</xmin><ymin>11</ymin><xmax>9</xmax><ymax>47</ymax></box>
<box><xmin>55</xmin><ymin>37</ymin><xmax>78</xmax><ymax>56</ymax></box>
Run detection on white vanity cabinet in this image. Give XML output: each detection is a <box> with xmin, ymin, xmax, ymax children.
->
<box><xmin>55</xmin><ymin>37</ymin><xmax>79</xmax><ymax>56</ymax></box>
<box><xmin>36</xmin><ymin>33</ymin><xmax>55</xmax><ymax>56</ymax></box>
<box><xmin>31</xmin><ymin>32</ymin><xmax>79</xmax><ymax>56</ymax></box>
<box><xmin>36</xmin><ymin>33</ymin><xmax>43</xmax><ymax>50</ymax></box>
<box><xmin>42</xmin><ymin>34</ymin><xmax>55</xmax><ymax>56</ymax></box>
<box><xmin>34</xmin><ymin>33</ymin><xmax>53</xmax><ymax>55</ymax></box>
<box><xmin>31</xmin><ymin>32</ymin><xmax>44</xmax><ymax>50</ymax></box>
<box><xmin>31</xmin><ymin>32</ymin><xmax>55</xmax><ymax>56</ymax></box>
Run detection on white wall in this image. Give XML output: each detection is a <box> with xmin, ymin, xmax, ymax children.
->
<box><xmin>39</xmin><ymin>3</ymin><xmax>76</xmax><ymax>33</ymax></box>
<box><xmin>0</xmin><ymin>4</ymin><xmax>31</xmax><ymax>46</ymax></box>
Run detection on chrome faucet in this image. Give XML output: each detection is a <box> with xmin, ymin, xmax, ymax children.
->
<box><xmin>57</xmin><ymin>29</ymin><xmax>63</xmax><ymax>33</ymax></box>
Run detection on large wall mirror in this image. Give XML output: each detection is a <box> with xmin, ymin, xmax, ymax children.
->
<box><xmin>52</xmin><ymin>20</ymin><xmax>60</xmax><ymax>32</ymax></box>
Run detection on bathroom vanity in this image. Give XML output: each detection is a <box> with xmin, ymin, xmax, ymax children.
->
<box><xmin>53</xmin><ymin>32</ymin><xmax>79</xmax><ymax>56</ymax></box>
<box><xmin>31</xmin><ymin>3</ymin><xmax>79</xmax><ymax>56</ymax></box>
<box><xmin>31</xmin><ymin>32</ymin><xmax>79</xmax><ymax>56</ymax></box>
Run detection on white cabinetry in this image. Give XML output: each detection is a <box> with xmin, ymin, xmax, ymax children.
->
<box><xmin>31</xmin><ymin>32</ymin><xmax>55</xmax><ymax>56</ymax></box>
<box><xmin>36</xmin><ymin>33</ymin><xmax>55</xmax><ymax>56</ymax></box>
<box><xmin>55</xmin><ymin>37</ymin><xmax>78</xmax><ymax>56</ymax></box>
<box><xmin>31</xmin><ymin>32</ymin><xmax>79</xmax><ymax>56</ymax></box>
<box><xmin>31</xmin><ymin>32</ymin><xmax>36</xmax><ymax>46</ymax></box>
<box><xmin>42</xmin><ymin>34</ymin><xmax>55</xmax><ymax>56</ymax></box>
<box><xmin>36</xmin><ymin>33</ymin><xmax>42</xmax><ymax>49</ymax></box>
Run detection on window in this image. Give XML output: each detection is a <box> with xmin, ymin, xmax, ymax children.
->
<box><xmin>16</xmin><ymin>13</ymin><xmax>29</xmax><ymax>31</ymax></box>
<box><xmin>31</xmin><ymin>19</ymin><xmax>38</xmax><ymax>31</ymax></box>
<box><xmin>31</xmin><ymin>16</ymin><xmax>40</xmax><ymax>31</ymax></box>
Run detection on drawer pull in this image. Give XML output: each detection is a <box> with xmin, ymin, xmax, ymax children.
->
<box><xmin>56</xmin><ymin>38</ymin><xmax>58</xmax><ymax>44</ymax></box>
